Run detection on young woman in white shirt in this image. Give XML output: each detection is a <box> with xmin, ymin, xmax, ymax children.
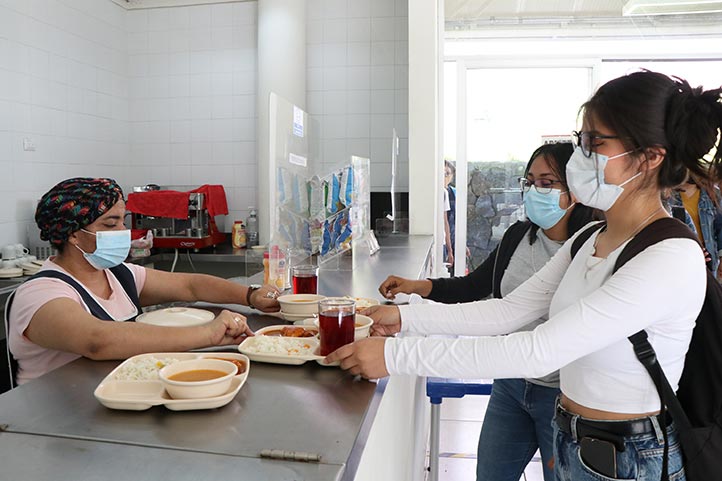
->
<box><xmin>327</xmin><ymin>71</ymin><xmax>722</xmax><ymax>480</ymax></box>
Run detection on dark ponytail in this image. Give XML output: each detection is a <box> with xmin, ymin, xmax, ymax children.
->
<box><xmin>663</xmin><ymin>79</ymin><xmax>722</xmax><ymax>185</ymax></box>
<box><xmin>583</xmin><ymin>70</ymin><xmax>722</xmax><ymax>189</ymax></box>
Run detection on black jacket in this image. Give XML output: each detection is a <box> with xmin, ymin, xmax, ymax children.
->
<box><xmin>428</xmin><ymin>221</ymin><xmax>532</xmax><ymax>303</ymax></box>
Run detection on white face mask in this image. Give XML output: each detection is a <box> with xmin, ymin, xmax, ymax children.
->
<box><xmin>565</xmin><ymin>146</ymin><xmax>641</xmax><ymax>211</ymax></box>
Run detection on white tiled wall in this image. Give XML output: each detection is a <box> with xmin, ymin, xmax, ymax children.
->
<box><xmin>306</xmin><ymin>0</ymin><xmax>408</xmax><ymax>191</ymax></box>
<box><xmin>0</xmin><ymin>0</ymin><xmax>129</xmax><ymax>247</ymax></box>
<box><xmin>0</xmin><ymin>0</ymin><xmax>257</xmax><ymax>247</ymax></box>
<box><xmin>0</xmin><ymin>0</ymin><xmax>403</xmax><ymax>249</ymax></box>
<box><xmin>125</xmin><ymin>1</ymin><xmax>258</xmax><ymax>230</ymax></box>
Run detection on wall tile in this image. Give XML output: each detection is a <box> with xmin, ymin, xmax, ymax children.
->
<box><xmin>371</xmin><ymin>17</ymin><xmax>395</xmax><ymax>42</ymax></box>
<box><xmin>231</xmin><ymin>95</ymin><xmax>255</xmax><ymax>118</ymax></box>
<box><xmin>212</xmin><ymin>96</ymin><xmax>233</xmax><ymax>119</ymax></box>
<box><xmin>323</xmin><ymin>43</ymin><xmax>347</xmax><ymax>66</ymax></box>
<box><xmin>347</xmin><ymin>42</ymin><xmax>370</xmax><ymax>66</ymax></box>
<box><xmin>371</xmin><ymin>41</ymin><xmax>395</xmax><ymax>65</ymax></box>
<box><xmin>371</xmin><ymin>0</ymin><xmax>395</xmax><ymax>17</ymax></box>
<box><xmin>346</xmin><ymin>89</ymin><xmax>370</xmax><ymax>113</ymax></box>
<box><xmin>211</xmin><ymin>3</ymin><xmax>234</xmax><ymax>27</ymax></box>
<box><xmin>347</xmin><ymin>18</ymin><xmax>371</xmax><ymax>42</ymax></box>
<box><xmin>347</xmin><ymin>0</ymin><xmax>371</xmax><ymax>18</ymax></box>
<box><xmin>167</xmin><ymin>8</ymin><xmax>190</xmax><ymax>29</ymax></box>
<box><xmin>233</xmin><ymin>2</ymin><xmax>256</xmax><ymax>26</ymax></box>
<box><xmin>323</xmin><ymin>66</ymin><xmax>347</xmax><ymax>90</ymax></box>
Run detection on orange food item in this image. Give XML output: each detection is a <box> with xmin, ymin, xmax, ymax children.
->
<box><xmin>280</xmin><ymin>326</ymin><xmax>315</xmax><ymax>338</ymax></box>
<box><xmin>208</xmin><ymin>357</ymin><xmax>246</xmax><ymax>374</ymax></box>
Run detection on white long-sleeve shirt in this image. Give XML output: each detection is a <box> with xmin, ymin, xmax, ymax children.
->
<box><xmin>385</xmin><ymin>225</ymin><xmax>705</xmax><ymax>413</ymax></box>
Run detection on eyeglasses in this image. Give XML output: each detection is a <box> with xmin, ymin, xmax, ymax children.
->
<box><xmin>572</xmin><ymin>130</ymin><xmax>623</xmax><ymax>158</ymax></box>
<box><xmin>518</xmin><ymin>177</ymin><xmax>564</xmax><ymax>194</ymax></box>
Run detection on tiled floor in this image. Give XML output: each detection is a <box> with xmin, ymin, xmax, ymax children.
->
<box><xmin>430</xmin><ymin>394</ymin><xmax>545</xmax><ymax>481</ymax></box>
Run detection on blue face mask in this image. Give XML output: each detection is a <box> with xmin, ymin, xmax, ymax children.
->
<box><xmin>523</xmin><ymin>185</ymin><xmax>573</xmax><ymax>230</ymax></box>
<box><xmin>76</xmin><ymin>229</ymin><xmax>131</xmax><ymax>270</ymax></box>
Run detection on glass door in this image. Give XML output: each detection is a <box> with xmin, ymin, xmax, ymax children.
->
<box><xmin>446</xmin><ymin>65</ymin><xmax>593</xmax><ymax>275</ymax></box>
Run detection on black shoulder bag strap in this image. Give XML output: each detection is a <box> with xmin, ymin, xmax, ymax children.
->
<box><xmin>492</xmin><ymin>221</ymin><xmax>532</xmax><ymax>298</ymax></box>
<box><xmin>613</xmin><ymin>218</ymin><xmax>699</xmax><ymax>481</ymax></box>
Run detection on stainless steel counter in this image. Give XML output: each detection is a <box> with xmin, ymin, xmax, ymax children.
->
<box><xmin>0</xmin><ymin>235</ymin><xmax>434</xmax><ymax>481</ymax></box>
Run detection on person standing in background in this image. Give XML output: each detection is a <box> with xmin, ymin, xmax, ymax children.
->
<box><xmin>444</xmin><ymin>160</ymin><xmax>457</xmax><ymax>273</ymax></box>
<box><xmin>668</xmin><ymin>172</ymin><xmax>722</xmax><ymax>278</ymax></box>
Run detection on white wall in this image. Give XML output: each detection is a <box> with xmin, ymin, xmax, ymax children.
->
<box><xmin>0</xmin><ymin>0</ymin><xmax>128</xmax><ymax>247</ymax></box>
<box><xmin>126</xmin><ymin>1</ymin><xmax>258</xmax><ymax>231</ymax></box>
<box><xmin>305</xmin><ymin>0</ymin><xmax>409</xmax><ymax>192</ymax></box>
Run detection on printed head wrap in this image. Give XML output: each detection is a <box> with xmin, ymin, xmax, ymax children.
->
<box><xmin>35</xmin><ymin>178</ymin><xmax>124</xmax><ymax>246</ymax></box>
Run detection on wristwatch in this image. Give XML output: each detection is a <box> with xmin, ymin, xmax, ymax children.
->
<box><xmin>247</xmin><ymin>284</ymin><xmax>262</xmax><ymax>309</ymax></box>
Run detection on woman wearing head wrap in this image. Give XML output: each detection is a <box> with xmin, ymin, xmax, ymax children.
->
<box><xmin>7</xmin><ymin>177</ymin><xmax>280</xmax><ymax>385</ymax></box>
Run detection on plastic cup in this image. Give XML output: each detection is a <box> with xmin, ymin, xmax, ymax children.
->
<box><xmin>318</xmin><ymin>298</ymin><xmax>355</xmax><ymax>356</ymax></box>
<box><xmin>292</xmin><ymin>265</ymin><xmax>318</xmax><ymax>294</ymax></box>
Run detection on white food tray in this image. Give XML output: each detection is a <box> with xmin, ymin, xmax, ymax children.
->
<box><xmin>238</xmin><ymin>331</ymin><xmax>338</xmax><ymax>367</ymax></box>
<box><xmin>94</xmin><ymin>352</ymin><xmax>250</xmax><ymax>411</ymax></box>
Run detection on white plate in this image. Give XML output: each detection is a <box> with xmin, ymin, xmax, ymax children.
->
<box><xmin>136</xmin><ymin>307</ymin><xmax>215</xmax><ymax>327</ymax></box>
<box><xmin>342</xmin><ymin>296</ymin><xmax>381</xmax><ymax>311</ymax></box>
<box><xmin>0</xmin><ymin>268</ymin><xmax>23</xmax><ymax>278</ymax></box>
<box><xmin>94</xmin><ymin>352</ymin><xmax>250</xmax><ymax>411</ymax></box>
<box><xmin>281</xmin><ymin>311</ymin><xmax>317</xmax><ymax>322</ymax></box>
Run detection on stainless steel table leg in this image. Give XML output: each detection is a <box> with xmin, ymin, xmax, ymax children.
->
<box><xmin>429</xmin><ymin>402</ymin><xmax>440</xmax><ymax>481</ymax></box>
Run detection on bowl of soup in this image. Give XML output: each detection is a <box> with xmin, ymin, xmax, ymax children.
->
<box><xmin>159</xmin><ymin>358</ymin><xmax>237</xmax><ymax>399</ymax></box>
<box><xmin>277</xmin><ymin>294</ymin><xmax>326</xmax><ymax>318</ymax></box>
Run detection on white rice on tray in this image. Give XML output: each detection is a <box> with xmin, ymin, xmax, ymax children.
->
<box><xmin>245</xmin><ymin>336</ymin><xmax>316</xmax><ymax>356</ymax></box>
<box><xmin>114</xmin><ymin>356</ymin><xmax>181</xmax><ymax>381</ymax></box>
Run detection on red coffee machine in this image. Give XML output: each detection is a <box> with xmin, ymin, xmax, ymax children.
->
<box><xmin>126</xmin><ymin>185</ymin><xmax>227</xmax><ymax>250</ymax></box>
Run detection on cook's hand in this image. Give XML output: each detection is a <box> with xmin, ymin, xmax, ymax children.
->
<box><xmin>378</xmin><ymin>275</ymin><xmax>431</xmax><ymax>299</ymax></box>
<box><xmin>207</xmin><ymin>309</ymin><xmax>254</xmax><ymax>345</ymax></box>
<box><xmin>249</xmin><ymin>284</ymin><xmax>281</xmax><ymax>312</ymax></box>
<box><xmin>325</xmin><ymin>337</ymin><xmax>389</xmax><ymax>379</ymax></box>
<box><xmin>364</xmin><ymin>305</ymin><xmax>402</xmax><ymax>336</ymax></box>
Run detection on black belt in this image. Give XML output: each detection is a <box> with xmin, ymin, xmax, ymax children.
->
<box><xmin>554</xmin><ymin>402</ymin><xmax>665</xmax><ymax>450</ymax></box>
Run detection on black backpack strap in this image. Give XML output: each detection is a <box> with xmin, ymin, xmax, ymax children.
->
<box><xmin>492</xmin><ymin>221</ymin><xmax>532</xmax><ymax>298</ymax></box>
<box><xmin>4</xmin><ymin>293</ymin><xmax>19</xmax><ymax>389</ymax></box>
<box><xmin>570</xmin><ymin>222</ymin><xmax>606</xmax><ymax>260</ymax></box>
<box><xmin>613</xmin><ymin>218</ymin><xmax>700</xmax><ymax>481</ymax></box>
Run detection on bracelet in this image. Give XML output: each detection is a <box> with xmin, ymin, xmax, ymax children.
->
<box><xmin>246</xmin><ymin>286</ymin><xmax>260</xmax><ymax>309</ymax></box>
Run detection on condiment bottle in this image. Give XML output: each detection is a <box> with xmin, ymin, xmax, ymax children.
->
<box><xmin>232</xmin><ymin>221</ymin><xmax>247</xmax><ymax>249</ymax></box>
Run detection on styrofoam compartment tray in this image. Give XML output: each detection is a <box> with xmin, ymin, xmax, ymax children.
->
<box><xmin>94</xmin><ymin>352</ymin><xmax>250</xmax><ymax>411</ymax></box>
<box><xmin>238</xmin><ymin>334</ymin><xmax>338</xmax><ymax>367</ymax></box>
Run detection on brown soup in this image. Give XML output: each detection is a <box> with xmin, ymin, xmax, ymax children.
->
<box><xmin>168</xmin><ymin>369</ymin><xmax>228</xmax><ymax>382</ymax></box>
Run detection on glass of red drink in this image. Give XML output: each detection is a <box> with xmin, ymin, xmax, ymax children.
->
<box><xmin>318</xmin><ymin>298</ymin><xmax>356</xmax><ymax>356</ymax></box>
<box><xmin>292</xmin><ymin>265</ymin><xmax>319</xmax><ymax>294</ymax></box>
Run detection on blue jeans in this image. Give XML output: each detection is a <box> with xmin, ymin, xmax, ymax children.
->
<box><xmin>553</xmin><ymin>414</ymin><xmax>686</xmax><ymax>481</ymax></box>
<box><xmin>477</xmin><ymin>378</ymin><xmax>559</xmax><ymax>481</ymax></box>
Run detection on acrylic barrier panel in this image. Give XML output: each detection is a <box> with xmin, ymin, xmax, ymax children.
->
<box><xmin>268</xmin><ymin>93</ymin><xmax>370</xmax><ymax>280</ymax></box>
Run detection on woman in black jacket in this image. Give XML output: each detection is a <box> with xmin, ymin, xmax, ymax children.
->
<box><xmin>378</xmin><ymin>142</ymin><xmax>600</xmax><ymax>481</ymax></box>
